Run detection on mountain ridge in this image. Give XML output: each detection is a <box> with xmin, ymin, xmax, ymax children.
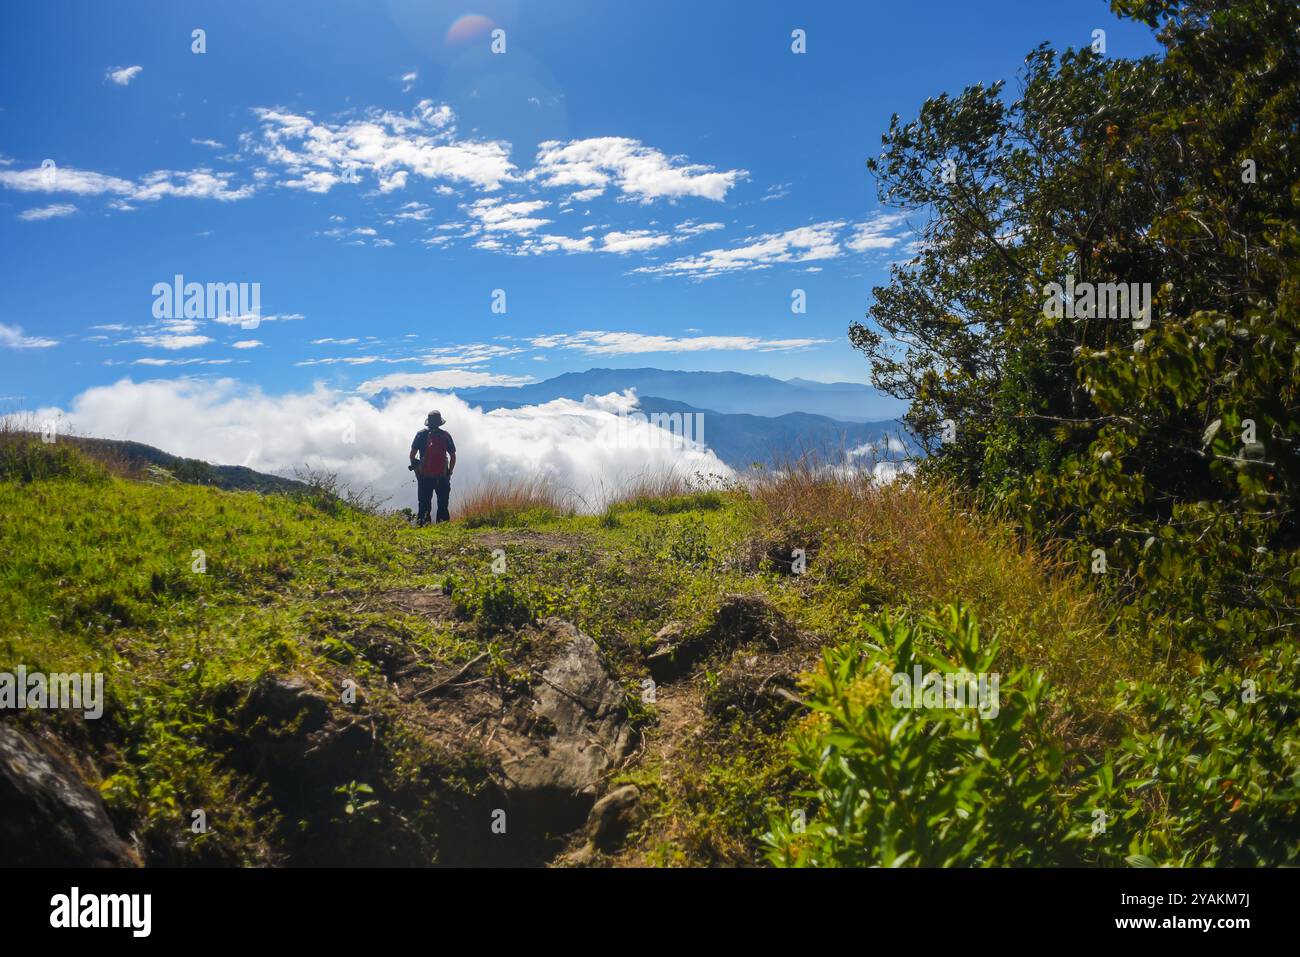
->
<box><xmin>451</xmin><ymin>367</ymin><xmax>903</xmax><ymax>422</ymax></box>
<box><xmin>464</xmin><ymin>393</ymin><xmax>909</xmax><ymax>469</ymax></box>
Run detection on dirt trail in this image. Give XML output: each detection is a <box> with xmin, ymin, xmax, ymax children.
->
<box><xmin>642</xmin><ymin>681</ymin><xmax>705</xmax><ymax>773</ymax></box>
<box><xmin>373</xmin><ymin>531</ymin><xmax>815</xmax><ymax>866</ymax></box>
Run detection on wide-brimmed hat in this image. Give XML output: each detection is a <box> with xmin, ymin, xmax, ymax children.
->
<box><xmin>425</xmin><ymin>410</ymin><xmax>445</xmax><ymax>426</ymax></box>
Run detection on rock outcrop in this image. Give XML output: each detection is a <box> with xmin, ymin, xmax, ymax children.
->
<box><xmin>493</xmin><ymin>621</ymin><xmax>633</xmax><ymax>834</ymax></box>
<box><xmin>0</xmin><ymin>724</ymin><xmax>138</xmax><ymax>867</ymax></box>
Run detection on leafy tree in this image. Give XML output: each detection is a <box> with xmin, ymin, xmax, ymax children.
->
<box><xmin>852</xmin><ymin>0</ymin><xmax>1300</xmax><ymax>651</ymax></box>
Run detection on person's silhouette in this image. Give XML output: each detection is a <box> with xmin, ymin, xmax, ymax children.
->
<box><xmin>409</xmin><ymin>410</ymin><xmax>456</xmax><ymax>525</ymax></box>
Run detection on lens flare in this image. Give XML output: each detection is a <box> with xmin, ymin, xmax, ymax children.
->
<box><xmin>445</xmin><ymin>13</ymin><xmax>495</xmax><ymax>46</ymax></box>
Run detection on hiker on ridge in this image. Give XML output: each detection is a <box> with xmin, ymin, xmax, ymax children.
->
<box><xmin>409</xmin><ymin>410</ymin><xmax>456</xmax><ymax>525</ymax></box>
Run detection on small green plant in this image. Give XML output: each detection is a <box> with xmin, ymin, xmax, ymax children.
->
<box><xmin>335</xmin><ymin>781</ymin><xmax>381</xmax><ymax>825</ymax></box>
<box><xmin>764</xmin><ymin>605</ymin><xmax>1073</xmax><ymax>866</ymax></box>
<box><xmin>454</xmin><ymin>575</ymin><xmax>535</xmax><ymax>631</ymax></box>
<box><xmin>1082</xmin><ymin>641</ymin><xmax>1300</xmax><ymax>866</ymax></box>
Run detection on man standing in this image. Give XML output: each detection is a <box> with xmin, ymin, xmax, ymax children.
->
<box><xmin>409</xmin><ymin>410</ymin><xmax>456</xmax><ymax>525</ymax></box>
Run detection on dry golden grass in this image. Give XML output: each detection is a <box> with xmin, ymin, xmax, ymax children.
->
<box><xmin>454</xmin><ymin>475</ymin><xmax>576</xmax><ymax>527</ymax></box>
<box><xmin>594</xmin><ymin>466</ymin><xmax>705</xmax><ymax>513</ymax></box>
<box><xmin>747</xmin><ymin>459</ymin><xmax>1142</xmax><ymax>741</ymax></box>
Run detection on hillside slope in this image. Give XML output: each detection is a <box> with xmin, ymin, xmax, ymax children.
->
<box><xmin>2</xmin><ymin>439</ymin><xmax>1296</xmax><ymax>867</ymax></box>
<box><xmin>6</xmin><ymin>432</ymin><xmax>309</xmax><ymax>494</ymax></box>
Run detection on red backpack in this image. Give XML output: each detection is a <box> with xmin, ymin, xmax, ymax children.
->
<box><xmin>419</xmin><ymin>429</ymin><xmax>450</xmax><ymax>477</ymax></box>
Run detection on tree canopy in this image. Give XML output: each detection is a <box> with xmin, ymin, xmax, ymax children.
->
<box><xmin>854</xmin><ymin>0</ymin><xmax>1299</xmax><ymax>652</ymax></box>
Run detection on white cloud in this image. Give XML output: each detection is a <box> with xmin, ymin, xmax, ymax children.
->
<box><xmin>0</xmin><ymin>164</ymin><xmax>252</xmax><ymax>203</ymax></box>
<box><xmin>529</xmin><ymin>331</ymin><xmax>827</xmax><ymax>356</ymax></box>
<box><xmin>159</xmin><ymin>320</ymin><xmax>201</xmax><ymax>334</ymax></box>
<box><xmin>846</xmin><ymin>212</ymin><xmax>909</xmax><ymax>252</ymax></box>
<box><xmin>635</xmin><ymin>221</ymin><xmax>847</xmax><ymax>278</ymax></box>
<box><xmin>129</xmin><ymin>334</ymin><xmax>214</xmax><ymax>350</ymax></box>
<box><xmin>106</xmin><ymin>65</ymin><xmax>143</xmax><ymax>86</ymax></box>
<box><xmin>473</xmin><ymin>214</ymin><xmax>726</xmax><ymax>258</ymax></box>
<box><xmin>296</xmin><ymin>356</ymin><xmax>393</xmax><ymax>367</ymax></box>
<box><xmin>294</xmin><ymin>341</ymin><xmax>521</xmax><ymax>368</ymax></box>
<box><xmin>675</xmin><ymin>220</ymin><xmax>725</xmax><ymax>237</ymax></box>
<box><xmin>600</xmin><ymin>230</ymin><xmax>673</xmax><ymax>254</ymax></box>
<box><xmin>377</xmin><ymin>170</ymin><xmax>408</xmax><ymax>193</ymax></box>
<box><xmin>0</xmin><ymin>322</ymin><xmax>58</xmax><ymax>349</ymax></box>
<box><xmin>466</xmin><ymin>197</ymin><xmax>550</xmax><ymax>234</ymax></box>
<box><xmin>130</xmin><ymin>170</ymin><xmax>254</xmax><ymax>202</ymax></box>
<box><xmin>231</xmin><ymin>340</ymin><xmax>263</xmax><ymax>349</ymax></box>
<box><xmin>132</xmin><ymin>357</ymin><xmax>231</xmax><ymax>366</ymax></box>
<box><xmin>0</xmin><ymin>166</ymin><xmax>136</xmax><ymax>196</ymax></box>
<box><xmin>531</xmin><ymin>137</ymin><xmax>747</xmax><ymax>203</ymax></box>
<box><xmin>512</xmin><ymin>233</ymin><xmax>595</xmax><ymax>255</ymax></box>
<box><xmin>283</xmin><ymin>170</ymin><xmax>339</xmax><ymax>193</ymax></box>
<box><xmin>249</xmin><ymin>101</ymin><xmax>514</xmax><ymax>194</ymax></box>
<box><xmin>393</xmin><ymin>201</ymin><xmax>432</xmax><ymax>222</ymax></box>
<box><xmin>191</xmin><ymin>138</ymin><xmax>225</xmax><ymax>149</ymax></box>
<box><xmin>29</xmin><ymin>378</ymin><xmax>731</xmax><ymax>510</ymax></box>
<box><xmin>355</xmin><ymin>370</ymin><xmax>535</xmax><ymax>394</ymax></box>
<box><xmin>19</xmin><ymin>203</ymin><xmax>76</xmax><ymax>221</ymax></box>
<box><xmin>419</xmin><ymin>343</ymin><xmax>524</xmax><ymax>365</ymax></box>
<box><xmin>597</xmin><ymin>220</ymin><xmax>724</xmax><ymax>254</ymax></box>
<box><xmin>210</xmin><ymin>313</ymin><xmax>304</xmax><ymax>326</ymax></box>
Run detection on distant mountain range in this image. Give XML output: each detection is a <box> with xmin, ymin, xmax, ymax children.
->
<box><xmin>446</xmin><ymin>368</ymin><xmax>913</xmax><ymax>470</ymax></box>
<box><xmin>456</xmin><ymin>368</ymin><xmax>905</xmax><ymax>423</ymax></box>
<box><xmin>39</xmin><ymin>368</ymin><xmax>913</xmax><ymax>490</ymax></box>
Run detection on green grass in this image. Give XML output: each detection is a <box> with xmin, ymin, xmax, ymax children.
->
<box><xmin>12</xmin><ymin>439</ymin><xmax>1280</xmax><ymax>866</ymax></box>
<box><xmin>0</xmin><ymin>463</ymin><xmax>770</xmax><ymax>863</ymax></box>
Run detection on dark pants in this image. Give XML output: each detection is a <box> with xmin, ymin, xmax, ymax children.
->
<box><xmin>417</xmin><ymin>475</ymin><xmax>451</xmax><ymax>525</ymax></box>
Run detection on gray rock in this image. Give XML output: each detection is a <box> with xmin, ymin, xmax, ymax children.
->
<box><xmin>586</xmin><ymin>783</ymin><xmax>644</xmax><ymax>851</ymax></box>
<box><xmin>654</xmin><ymin>622</ymin><xmax>687</xmax><ymax>644</ymax></box>
<box><xmin>646</xmin><ymin>621</ymin><xmax>688</xmax><ymax>681</ymax></box>
<box><xmin>240</xmin><ymin>675</ymin><xmax>330</xmax><ymax>732</ymax></box>
<box><xmin>499</xmin><ymin>621</ymin><xmax>632</xmax><ymax>798</ymax></box>
<box><xmin>0</xmin><ymin>725</ymin><xmax>138</xmax><ymax>867</ymax></box>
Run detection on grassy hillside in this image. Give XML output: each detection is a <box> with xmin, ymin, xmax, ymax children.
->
<box><xmin>2</xmin><ymin>435</ymin><xmax>1296</xmax><ymax>866</ymax></box>
<box><xmin>0</xmin><ymin>428</ymin><xmax>310</xmax><ymax>494</ymax></box>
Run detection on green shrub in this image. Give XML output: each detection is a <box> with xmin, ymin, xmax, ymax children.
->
<box><xmin>451</xmin><ymin>574</ymin><xmax>535</xmax><ymax>631</ymax></box>
<box><xmin>765</xmin><ymin>605</ymin><xmax>1073</xmax><ymax>866</ymax></box>
<box><xmin>1084</xmin><ymin>641</ymin><xmax>1300</xmax><ymax>866</ymax></box>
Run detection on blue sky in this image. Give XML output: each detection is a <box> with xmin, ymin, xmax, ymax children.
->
<box><xmin>0</xmin><ymin>0</ymin><xmax>1161</xmax><ymax>410</ymax></box>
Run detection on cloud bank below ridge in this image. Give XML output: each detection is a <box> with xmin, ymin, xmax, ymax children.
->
<box><xmin>30</xmin><ymin>378</ymin><xmax>732</xmax><ymax>511</ymax></box>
